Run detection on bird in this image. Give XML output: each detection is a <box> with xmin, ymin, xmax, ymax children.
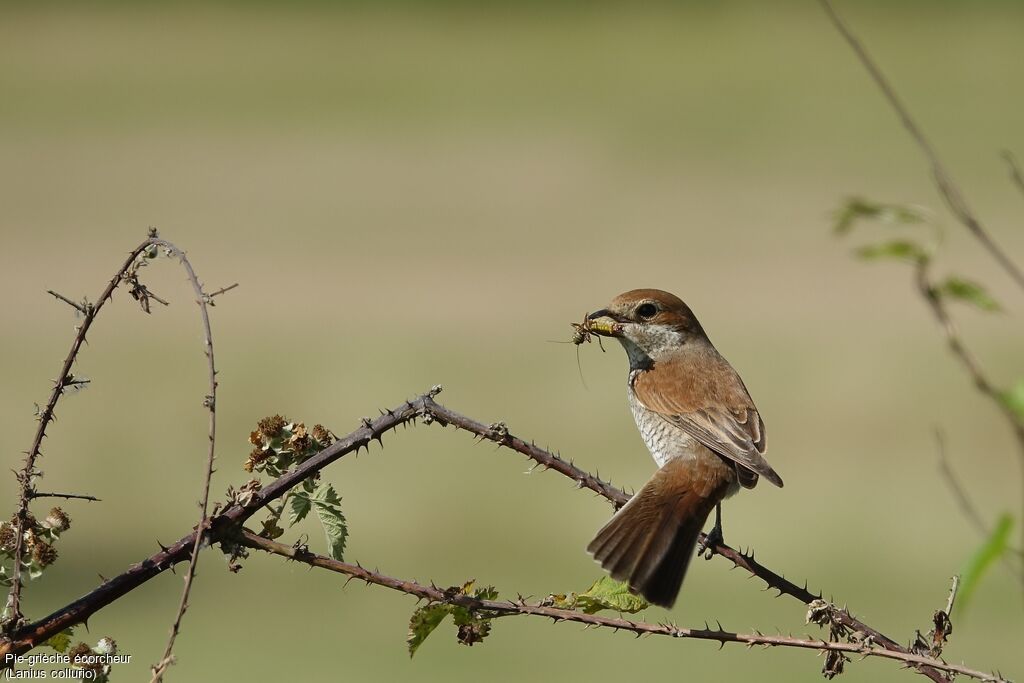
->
<box><xmin>583</xmin><ymin>288</ymin><xmax>782</xmax><ymax>608</ymax></box>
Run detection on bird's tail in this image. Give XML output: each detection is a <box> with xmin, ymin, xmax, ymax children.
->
<box><xmin>587</xmin><ymin>458</ymin><xmax>728</xmax><ymax>608</ymax></box>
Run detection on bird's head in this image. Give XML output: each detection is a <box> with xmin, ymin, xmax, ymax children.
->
<box><xmin>587</xmin><ymin>289</ymin><xmax>709</xmax><ymax>367</ymax></box>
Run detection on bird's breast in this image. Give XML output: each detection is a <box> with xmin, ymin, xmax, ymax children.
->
<box><xmin>627</xmin><ymin>382</ymin><xmax>695</xmax><ymax>468</ymax></box>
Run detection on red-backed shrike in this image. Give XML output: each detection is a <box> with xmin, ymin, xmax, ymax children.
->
<box><xmin>584</xmin><ymin>289</ymin><xmax>782</xmax><ymax>608</ymax></box>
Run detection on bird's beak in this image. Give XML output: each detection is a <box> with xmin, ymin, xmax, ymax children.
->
<box><xmin>586</xmin><ymin>309</ymin><xmax>625</xmax><ymax>336</ymax></box>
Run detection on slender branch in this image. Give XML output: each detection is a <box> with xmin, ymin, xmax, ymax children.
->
<box><xmin>819</xmin><ymin>0</ymin><xmax>1024</xmax><ymax>292</ymax></box>
<box><xmin>1003</xmin><ymin>151</ymin><xmax>1024</xmax><ymax>200</ymax></box>
<box><xmin>236</xmin><ymin>530</ymin><xmax>1007</xmax><ymax>683</ymax></box>
<box><xmin>4</xmin><ymin>239</ymin><xmax>154</xmax><ymax>631</ymax></box>
<box><xmin>936</xmin><ymin>429</ymin><xmax>988</xmax><ymax>536</ymax></box>
<box><xmin>29</xmin><ymin>492</ymin><xmax>101</xmax><ymax>503</ymax></box>
<box><xmin>945</xmin><ymin>575</ymin><xmax>960</xmax><ymax>617</ymax></box>
<box><xmin>205</xmin><ymin>282</ymin><xmax>239</xmax><ymax>300</ymax></box>
<box><xmin>149</xmin><ymin>244</ymin><xmax>222</xmax><ymax>682</ymax></box>
<box><xmin>915</xmin><ymin>258</ymin><xmax>1024</xmax><ymax>577</ymax></box>
<box><xmin>936</xmin><ymin>430</ymin><xmax>1024</xmax><ymax>566</ymax></box>
<box><xmin>45</xmin><ymin>290</ymin><xmax>87</xmax><ymax>315</ymax></box>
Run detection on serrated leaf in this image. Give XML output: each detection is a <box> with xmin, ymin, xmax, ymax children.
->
<box><xmin>1000</xmin><ymin>380</ymin><xmax>1024</xmax><ymax>422</ymax></box>
<box><xmin>407</xmin><ymin>604</ymin><xmax>451</xmax><ymax>657</ymax></box>
<box><xmin>43</xmin><ymin>627</ymin><xmax>75</xmax><ymax>653</ymax></box>
<box><xmin>854</xmin><ymin>240</ymin><xmax>927</xmax><ymax>262</ymax></box>
<box><xmin>957</xmin><ymin>513</ymin><xmax>1013</xmax><ymax>618</ymax></box>
<box><xmin>287</xmin><ymin>492</ymin><xmax>311</xmax><ymax>526</ymax></box>
<box><xmin>936</xmin><ymin>276</ymin><xmax>1001</xmax><ymax>312</ymax></box>
<box><xmin>572</xmin><ymin>577</ymin><xmax>648</xmax><ymax>615</ymax></box>
<box><xmin>834</xmin><ymin>197</ymin><xmax>925</xmax><ymax>234</ymax></box>
<box><xmin>312</xmin><ymin>484</ymin><xmax>347</xmax><ymax>560</ymax></box>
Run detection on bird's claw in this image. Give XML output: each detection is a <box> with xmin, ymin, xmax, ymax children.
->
<box><xmin>698</xmin><ymin>524</ymin><xmax>724</xmax><ymax>560</ymax></box>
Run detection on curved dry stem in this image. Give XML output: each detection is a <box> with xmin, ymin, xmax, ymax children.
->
<box><xmin>147</xmin><ymin>242</ymin><xmax>224</xmax><ymax>682</ymax></box>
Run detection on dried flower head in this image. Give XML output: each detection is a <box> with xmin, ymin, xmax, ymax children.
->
<box><xmin>312</xmin><ymin>424</ymin><xmax>333</xmax><ymax>445</ymax></box>
<box><xmin>257</xmin><ymin>415</ymin><xmax>288</xmax><ymax>438</ymax></box>
<box><xmin>45</xmin><ymin>507</ymin><xmax>71</xmax><ymax>532</ymax></box>
<box><xmin>31</xmin><ymin>540</ymin><xmax>58</xmax><ymax>568</ymax></box>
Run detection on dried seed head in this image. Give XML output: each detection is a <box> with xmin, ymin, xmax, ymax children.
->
<box><xmin>244</xmin><ymin>447</ymin><xmax>272</xmax><ymax>473</ymax></box>
<box><xmin>257</xmin><ymin>415</ymin><xmax>288</xmax><ymax>438</ymax></box>
<box><xmin>45</xmin><ymin>507</ymin><xmax>71</xmax><ymax>532</ymax></box>
<box><xmin>0</xmin><ymin>522</ymin><xmax>16</xmax><ymax>551</ymax></box>
<box><xmin>31</xmin><ymin>540</ymin><xmax>58</xmax><ymax>567</ymax></box>
<box><xmin>312</xmin><ymin>424</ymin><xmax>333</xmax><ymax>445</ymax></box>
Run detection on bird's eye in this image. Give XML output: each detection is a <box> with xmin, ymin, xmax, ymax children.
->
<box><xmin>636</xmin><ymin>303</ymin><xmax>658</xmax><ymax>319</ymax></box>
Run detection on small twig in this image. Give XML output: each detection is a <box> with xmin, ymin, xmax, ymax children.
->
<box><xmin>45</xmin><ymin>290</ymin><xmax>87</xmax><ymax>315</ymax></box>
<box><xmin>236</xmin><ymin>530</ymin><xmax>1006</xmax><ymax>683</ymax></box>
<box><xmin>936</xmin><ymin>429</ymin><xmax>1024</xmax><ymax>566</ymax></box>
<box><xmin>1003</xmin><ymin>150</ymin><xmax>1024</xmax><ymax>200</ymax></box>
<box><xmin>29</xmin><ymin>492</ymin><xmax>101</xmax><ymax>503</ymax></box>
<box><xmin>147</xmin><ymin>290</ymin><xmax>171</xmax><ymax>307</ymax></box>
<box><xmin>819</xmin><ymin>0</ymin><xmax>1024</xmax><ymax>292</ymax></box>
<box><xmin>916</xmin><ymin>258</ymin><xmax>1024</xmax><ymax>580</ymax></box>
<box><xmin>936</xmin><ymin>429</ymin><xmax>988</xmax><ymax>536</ymax></box>
<box><xmin>206</xmin><ymin>283</ymin><xmax>239</xmax><ymax>300</ymax></box>
<box><xmin>944</xmin><ymin>575</ymin><xmax>960</xmax><ymax>617</ymax></box>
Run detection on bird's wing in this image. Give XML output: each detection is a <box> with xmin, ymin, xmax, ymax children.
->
<box><xmin>632</xmin><ymin>357</ymin><xmax>784</xmax><ymax>488</ymax></box>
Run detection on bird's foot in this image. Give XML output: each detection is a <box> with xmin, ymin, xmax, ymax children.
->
<box><xmin>698</xmin><ymin>523</ymin><xmax>724</xmax><ymax>560</ymax></box>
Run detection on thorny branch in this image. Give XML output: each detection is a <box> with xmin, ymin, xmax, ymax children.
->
<box><xmin>0</xmin><ymin>391</ymin><xmax>434</xmax><ymax>662</ymax></box>
<box><xmin>236</xmin><ymin>530</ymin><xmax>1006</xmax><ymax>683</ymax></box>
<box><xmin>819</xmin><ymin>0</ymin><xmax>1024</xmax><ymax>293</ymax></box>
<box><xmin>4</xmin><ymin>232</ymin><xmax>234</xmax><ymax>683</ymax></box>
<box><xmin>5</xmin><ymin>239</ymin><xmax>154</xmax><ymax>630</ymax></box>
<box><xmin>29</xmin><ymin>493</ymin><xmax>101</xmax><ymax>503</ymax></box>
<box><xmin>417</xmin><ymin>397</ymin><xmax>950</xmax><ymax>683</ymax></box>
<box><xmin>2</xmin><ymin>390</ymin><xmax>994</xmax><ymax>681</ymax></box>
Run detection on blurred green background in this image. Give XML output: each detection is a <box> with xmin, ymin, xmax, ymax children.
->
<box><xmin>2</xmin><ymin>1</ymin><xmax>1022</xmax><ymax>680</ymax></box>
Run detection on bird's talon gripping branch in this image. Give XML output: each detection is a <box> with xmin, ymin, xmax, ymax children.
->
<box><xmin>698</xmin><ymin>504</ymin><xmax>725</xmax><ymax>560</ymax></box>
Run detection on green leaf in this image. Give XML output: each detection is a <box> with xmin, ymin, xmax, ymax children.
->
<box><xmin>312</xmin><ymin>484</ymin><xmax>347</xmax><ymax>560</ymax></box>
<box><xmin>287</xmin><ymin>492</ymin><xmax>312</xmax><ymax>526</ymax></box>
<box><xmin>43</xmin><ymin>627</ymin><xmax>75</xmax><ymax>653</ymax></box>
<box><xmin>999</xmin><ymin>380</ymin><xmax>1024</xmax><ymax>423</ymax></box>
<box><xmin>936</xmin><ymin>276</ymin><xmax>1001</xmax><ymax>312</ymax></box>
<box><xmin>557</xmin><ymin>577</ymin><xmax>649</xmax><ymax>615</ymax></box>
<box><xmin>451</xmin><ymin>606</ymin><xmax>493</xmax><ymax>646</ymax></box>
<box><xmin>833</xmin><ymin>197</ymin><xmax>925</xmax><ymax>234</ymax></box>
<box><xmin>957</xmin><ymin>513</ymin><xmax>1013</xmax><ymax>617</ymax></box>
<box><xmin>407</xmin><ymin>604</ymin><xmax>451</xmax><ymax>657</ymax></box>
<box><xmin>854</xmin><ymin>240</ymin><xmax>927</xmax><ymax>263</ymax></box>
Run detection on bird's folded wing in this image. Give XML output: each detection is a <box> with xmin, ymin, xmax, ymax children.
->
<box><xmin>665</xmin><ymin>407</ymin><xmax>782</xmax><ymax>488</ymax></box>
<box><xmin>632</xmin><ymin>368</ymin><xmax>783</xmax><ymax>488</ymax></box>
